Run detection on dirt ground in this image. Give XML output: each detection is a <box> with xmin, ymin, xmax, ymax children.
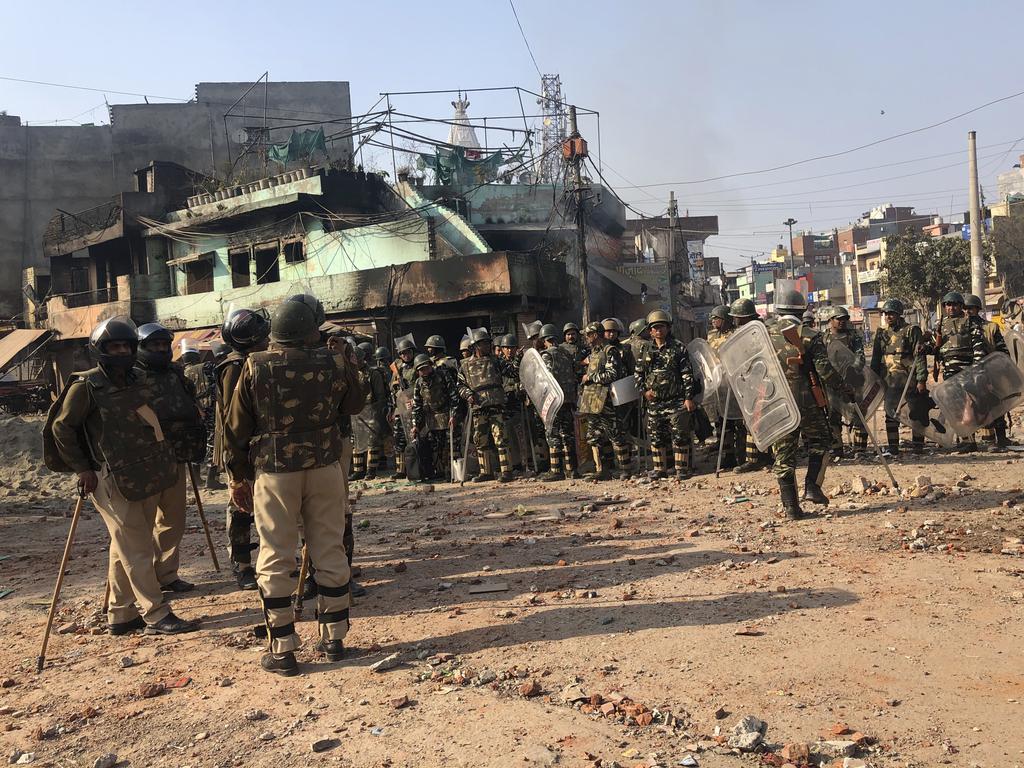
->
<box><xmin>2</xmin><ymin>412</ymin><xmax>1024</xmax><ymax>768</ymax></box>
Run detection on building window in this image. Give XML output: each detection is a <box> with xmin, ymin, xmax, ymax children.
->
<box><xmin>229</xmin><ymin>247</ymin><xmax>251</xmax><ymax>288</ymax></box>
<box><xmin>283</xmin><ymin>240</ymin><xmax>305</xmax><ymax>264</ymax></box>
<box><xmin>184</xmin><ymin>257</ymin><xmax>214</xmax><ymax>295</ymax></box>
<box><xmin>254</xmin><ymin>243</ymin><xmax>280</xmax><ymax>285</ymax></box>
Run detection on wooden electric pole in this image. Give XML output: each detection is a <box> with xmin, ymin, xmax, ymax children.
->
<box><xmin>968</xmin><ymin>130</ymin><xmax>985</xmax><ymax>300</ymax></box>
<box><xmin>566</xmin><ymin>105</ymin><xmax>591</xmax><ymax>325</ymax></box>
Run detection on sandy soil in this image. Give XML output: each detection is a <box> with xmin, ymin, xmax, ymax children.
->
<box><xmin>2</xmin><ymin>413</ymin><xmax>1024</xmax><ymax>768</ymax></box>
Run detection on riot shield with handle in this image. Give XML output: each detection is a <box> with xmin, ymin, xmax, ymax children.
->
<box><xmin>393</xmin><ymin>332</ymin><xmax>415</xmax><ymax>350</ymax></box>
<box><xmin>519</xmin><ymin>348</ymin><xmax>564</xmax><ymax>433</ymax></box>
<box><xmin>1005</xmin><ymin>327</ymin><xmax>1024</xmax><ymax>371</ymax></box>
<box><xmin>826</xmin><ymin>340</ymin><xmax>886</xmax><ymax>440</ymax></box>
<box><xmin>687</xmin><ymin>338</ymin><xmax>741</xmax><ymax>423</ymax></box>
<box><xmin>394</xmin><ymin>388</ymin><xmax>416</xmax><ymax>442</ymax></box>
<box><xmin>896</xmin><ymin>388</ymin><xmax>956</xmax><ymax>448</ymax></box>
<box><xmin>718</xmin><ymin>321</ymin><xmax>801</xmax><ymax>452</ymax></box>
<box><xmin>932</xmin><ymin>352</ymin><xmax>1024</xmax><ymax>438</ymax></box>
<box><xmin>609</xmin><ymin>376</ymin><xmax>639</xmax><ymax>407</ymax></box>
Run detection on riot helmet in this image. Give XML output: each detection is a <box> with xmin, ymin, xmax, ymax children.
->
<box><xmin>775</xmin><ymin>288</ymin><xmax>807</xmax><ymax>317</ymax></box>
<box><xmin>270</xmin><ymin>300</ymin><xmax>318</xmax><ymax>345</ymax></box>
<box><xmin>728</xmin><ymin>298</ymin><xmax>757</xmax><ymax>319</ymax></box>
<box><xmin>222</xmin><ymin>307</ymin><xmax>270</xmax><ymax>351</ymax></box>
<box><xmin>425</xmin><ymin>334</ymin><xmax>446</xmax><ymax>352</ymax></box>
<box><xmin>964</xmin><ymin>294</ymin><xmax>983</xmax><ymax>310</ymax></box>
<box><xmin>137</xmin><ymin>322</ymin><xmax>174</xmax><ymax>369</ymax></box>
<box><xmin>89</xmin><ymin>316</ymin><xmax>139</xmax><ymax>371</ymax></box>
<box><xmin>286</xmin><ymin>293</ymin><xmax>326</xmax><ymax>328</ymax></box>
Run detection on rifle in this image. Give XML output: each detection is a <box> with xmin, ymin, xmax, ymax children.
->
<box><xmin>780</xmin><ymin>324</ymin><xmax>827</xmax><ymax>408</ymax></box>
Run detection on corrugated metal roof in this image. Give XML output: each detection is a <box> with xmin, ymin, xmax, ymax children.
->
<box><xmin>592</xmin><ymin>265</ymin><xmax>645</xmax><ymax>296</ymax></box>
<box><xmin>0</xmin><ymin>329</ymin><xmax>50</xmax><ymax>373</ymax></box>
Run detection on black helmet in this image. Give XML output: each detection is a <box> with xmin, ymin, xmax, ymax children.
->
<box><xmin>374</xmin><ymin>346</ymin><xmax>391</xmax><ymax>362</ymax></box>
<box><xmin>539</xmin><ymin>323</ymin><xmax>559</xmax><ymax>341</ymax></box>
<box><xmin>413</xmin><ymin>353</ymin><xmax>433</xmax><ymax>371</ymax></box>
<box><xmin>775</xmin><ymin>288</ymin><xmax>807</xmax><ymax>314</ymax></box>
<box><xmin>211</xmin><ymin>340</ymin><xmax>229</xmax><ymax>361</ymax></box>
<box><xmin>710</xmin><ymin>305</ymin><xmax>731</xmax><ymax>321</ymax></box>
<box><xmin>396</xmin><ymin>338</ymin><xmax>416</xmax><ymax>354</ymax></box>
<box><xmin>89</xmin><ymin>316</ymin><xmax>139</xmax><ymax>370</ymax></box>
<box><xmin>425</xmin><ymin>334</ymin><xmax>446</xmax><ymax>351</ymax></box>
<box><xmin>357</xmin><ymin>341</ymin><xmax>375</xmax><ymax>357</ymax></box>
<box><xmin>179</xmin><ymin>342</ymin><xmax>201</xmax><ymax>365</ymax></box>
<box><xmin>729</xmin><ymin>298</ymin><xmax>757</xmax><ymax>319</ymax></box>
<box><xmin>497</xmin><ymin>334</ymin><xmax>517</xmax><ymax>348</ymax></box>
<box><xmin>523</xmin><ymin>321</ymin><xmax>542</xmax><ymax>340</ymax></box>
<box><xmin>563</xmin><ymin>322</ymin><xmax>579</xmax><ymax>334</ymax></box>
<box><xmin>471</xmin><ymin>328</ymin><xmax>492</xmax><ymax>345</ymax></box>
<box><xmin>222</xmin><ymin>308</ymin><xmax>270</xmax><ymax>351</ymax></box>
<box><xmin>137</xmin><ymin>322</ymin><xmax>174</xmax><ymax>369</ymax></box>
<box><xmin>270</xmin><ymin>301</ymin><xmax>317</xmax><ymax>345</ymax></box>
<box><xmin>942</xmin><ymin>291</ymin><xmax>964</xmax><ymax>305</ymax></box>
<box><xmin>286</xmin><ymin>293</ymin><xmax>326</xmax><ymax>328</ymax></box>
<box><xmin>964</xmin><ymin>293</ymin><xmax>983</xmax><ymax>309</ymax></box>
<box><xmin>881</xmin><ymin>299</ymin><xmax>905</xmax><ymax>315</ymax></box>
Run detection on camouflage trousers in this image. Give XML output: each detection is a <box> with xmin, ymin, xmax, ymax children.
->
<box><xmin>828</xmin><ymin>406</ymin><xmax>867</xmax><ymax>451</ymax></box>
<box><xmin>472</xmin><ymin>406</ymin><xmax>509</xmax><ymax>452</ymax></box>
<box><xmin>544</xmin><ymin>406</ymin><xmax>577</xmax><ymax>452</ymax></box>
<box><xmin>227</xmin><ymin>505</ymin><xmax>256</xmax><ymax>568</ymax></box>
<box><xmin>771</xmin><ymin>406</ymin><xmax>831</xmax><ymax>482</ymax></box>
<box><xmin>644</xmin><ymin>398</ymin><xmax>692</xmax><ymax>451</ymax></box>
<box><xmin>585</xmin><ymin>408</ymin><xmax>633</xmax><ymax>450</ymax></box>
<box><xmin>420</xmin><ymin>428</ymin><xmax>450</xmax><ymax>479</ymax></box>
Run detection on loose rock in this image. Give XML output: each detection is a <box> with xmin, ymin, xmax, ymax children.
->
<box><xmin>727</xmin><ymin>715</ymin><xmax>766</xmax><ymax>751</ymax></box>
<box><xmin>93</xmin><ymin>754</ymin><xmax>117</xmax><ymax>768</ymax></box>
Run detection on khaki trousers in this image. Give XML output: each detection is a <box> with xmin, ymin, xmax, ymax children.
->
<box><xmin>92</xmin><ymin>469</ymin><xmax>171</xmax><ymax>625</ymax></box>
<box><xmin>254</xmin><ymin>462</ymin><xmax>352</xmax><ymax>654</ymax></box>
<box><xmin>153</xmin><ymin>463</ymin><xmax>187</xmax><ymax>586</ymax></box>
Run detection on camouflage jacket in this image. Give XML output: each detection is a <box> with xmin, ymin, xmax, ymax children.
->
<box><xmin>934</xmin><ymin>314</ymin><xmax>986</xmax><ymax>369</ymax></box>
<box><xmin>578</xmin><ymin>343</ymin><xmax>624</xmax><ymax>415</ymax></box>
<box><xmin>769</xmin><ymin>322</ymin><xmax>844</xmax><ymax>407</ymax></box>
<box><xmin>634</xmin><ymin>337</ymin><xmax>697</xmax><ymax>403</ymax></box>
<box><xmin>412</xmin><ymin>367</ymin><xmax>459</xmax><ymax>431</ymax></box>
<box><xmin>969</xmin><ymin>315</ymin><xmax>1007</xmax><ymax>355</ymax></box>
<box><xmin>706</xmin><ymin>327</ymin><xmax>733</xmax><ymax>352</ymax></box>
<box><xmin>457</xmin><ymin>354</ymin><xmax>515</xmax><ymax>411</ymax></box>
<box><xmin>184</xmin><ymin>361</ymin><xmax>215</xmax><ymax>415</ymax></box>
<box><xmin>870</xmin><ymin>321</ymin><xmax>927</xmax><ymax>382</ymax></box>
<box><xmin>135</xmin><ymin>361</ymin><xmax>207</xmax><ymax>464</ymax></box>
<box><xmin>559</xmin><ymin>341</ymin><xmax>589</xmax><ymax>379</ymax></box>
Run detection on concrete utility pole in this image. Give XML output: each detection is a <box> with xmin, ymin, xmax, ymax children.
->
<box><xmin>668</xmin><ymin>190</ymin><xmax>679</xmax><ymax>327</ymax></box>
<box><xmin>783</xmin><ymin>217</ymin><xmax>798</xmax><ymax>280</ymax></box>
<box><xmin>968</xmin><ymin>130</ymin><xmax>985</xmax><ymax>301</ymax></box>
<box><xmin>566</xmin><ymin>105</ymin><xmax>591</xmax><ymax>325</ymax></box>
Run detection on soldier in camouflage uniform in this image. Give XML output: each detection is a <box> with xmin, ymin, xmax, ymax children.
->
<box><xmin>933</xmin><ymin>291</ymin><xmax>987</xmax><ymax>452</ymax></box>
<box><xmin>802</xmin><ymin>309</ymin><xmax>816</xmax><ymax>330</ymax></box>
<box><xmin>182</xmin><ymin>342</ymin><xmax>222</xmax><ymax>490</ymax></box>
<box><xmin>351</xmin><ymin>343</ymin><xmax>390</xmax><ymax>479</ymax></box>
<box><xmin>819</xmin><ymin>306</ymin><xmax>868</xmax><ymax>457</ymax></box>
<box><xmin>390</xmin><ymin>338</ymin><xmax>418</xmax><ymax>478</ymax></box>
<box><xmin>729</xmin><ymin>299</ymin><xmax>773</xmax><ymax>473</ymax></box>
<box><xmin>216</xmin><ymin>308</ymin><xmax>271</xmax><ymax>591</ymax></box>
<box><xmin>495</xmin><ymin>334</ymin><xmax>526</xmax><ymax>471</ymax></box>
<box><xmin>519</xmin><ymin>322</ymin><xmax>550</xmax><ymax>473</ymax></box>
<box><xmin>135</xmin><ymin>323</ymin><xmax>207</xmax><ymax>595</ymax></box>
<box><xmin>583</xmin><ymin>321</ymin><xmax>602</xmax><ymax>353</ymax></box>
<box><xmin>457</xmin><ymin>329</ymin><xmax>516</xmax><ymax>482</ymax></box>
<box><xmin>43</xmin><ymin>318</ymin><xmax>199</xmax><ymax>636</ymax></box>
<box><xmin>579</xmin><ymin>319</ymin><xmax>633</xmax><ymax>480</ymax></box>
<box><xmin>635</xmin><ymin>310</ymin><xmax>698</xmax><ymax>479</ymax></box>
<box><xmin>411</xmin><ymin>353</ymin><xmax>460</xmax><ymax>480</ymax></box>
<box><xmin>537</xmin><ymin>324</ymin><xmax>580</xmax><ymax>480</ymax></box>
<box><xmin>707</xmin><ymin>304</ymin><xmax>746</xmax><ymax>469</ymax></box>
<box><xmin>965</xmin><ymin>294</ymin><xmax>1012</xmax><ymax>450</ymax></box>
<box><xmin>870</xmin><ymin>299</ymin><xmax>927</xmax><ymax>456</ymax></box>
<box><xmin>561</xmin><ymin>322</ymin><xmax>588</xmax><ymax>380</ymax></box>
<box><xmin>224</xmin><ymin>296</ymin><xmax>365</xmax><ymax>675</ymax></box>
<box><xmin>768</xmin><ymin>290</ymin><xmax>849</xmax><ymax>519</ymax></box>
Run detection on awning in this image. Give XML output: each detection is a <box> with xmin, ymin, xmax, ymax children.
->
<box><xmin>166</xmin><ymin>251</ymin><xmax>214</xmax><ymax>268</ymax></box>
<box><xmin>0</xmin><ymin>329</ymin><xmax>50</xmax><ymax>373</ymax></box>
<box><xmin>171</xmin><ymin>328</ymin><xmax>221</xmax><ymax>360</ymax></box>
<box><xmin>592</xmin><ymin>265</ymin><xmax>646</xmax><ymax>296</ymax></box>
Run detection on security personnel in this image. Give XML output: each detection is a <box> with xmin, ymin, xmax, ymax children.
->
<box><xmin>820</xmin><ymin>306</ymin><xmax>868</xmax><ymax>458</ymax></box>
<box><xmin>537</xmin><ymin>324</ymin><xmax>579</xmax><ymax>480</ymax></box>
<box><xmin>625</xmin><ymin>319</ymin><xmax>649</xmax><ymax>369</ymax></box>
<box><xmin>425</xmin><ymin>335</ymin><xmax>459</xmax><ymax>376</ymax></box>
<box><xmin>224</xmin><ymin>296</ymin><xmax>364</xmax><ymax>675</ymax></box>
<box><xmin>374</xmin><ymin>345</ymin><xmax>392</xmax><ymax>367</ymax></box>
<box><xmin>135</xmin><ymin>323</ymin><xmax>206</xmax><ymax>594</ymax></box>
<box><xmin>729</xmin><ymin>298</ymin><xmax>772</xmax><ymax>474</ymax></box>
<box><xmin>583</xmin><ymin>321</ymin><xmax>603</xmax><ymax>353</ymax></box>
<box><xmin>352</xmin><ymin>344</ymin><xmax>390</xmax><ymax>479</ymax></box>
<box><xmin>182</xmin><ymin>342</ymin><xmax>223</xmax><ymax>490</ymax></box>
<box><xmin>411</xmin><ymin>353</ymin><xmax>459</xmax><ymax>480</ymax></box>
<box><xmin>706</xmin><ymin>305</ymin><xmax>745</xmax><ymax>469</ymax></box>
<box><xmin>390</xmin><ymin>338</ymin><xmax>418</xmax><ymax>479</ymax></box>
<box><xmin>802</xmin><ymin>309</ymin><xmax>817</xmax><ymax>330</ymax></box>
<box><xmin>216</xmin><ymin>308</ymin><xmax>270</xmax><ymax>590</ymax></box>
<box><xmin>579</xmin><ymin>319</ymin><xmax>632</xmax><ymax>480</ymax></box>
<box><xmin>769</xmin><ymin>290</ymin><xmax>847</xmax><ymax>519</ymax></box>
<box><xmin>43</xmin><ymin>318</ymin><xmax>198</xmax><ymax>635</ymax></box>
<box><xmin>457</xmin><ymin>329</ymin><xmax>515</xmax><ymax>482</ymax></box>
<box><xmin>518</xmin><ymin>325</ymin><xmax>550</xmax><ymax>474</ymax></box>
<box><xmin>459</xmin><ymin>336</ymin><xmax>473</xmax><ymax>360</ymax></box>
<box><xmin>965</xmin><ymin>293</ymin><xmax>1011</xmax><ymax>450</ymax></box>
<box><xmin>933</xmin><ymin>291</ymin><xmax>986</xmax><ymax>452</ymax></box>
<box><xmin>561</xmin><ymin>322</ymin><xmax>588</xmax><ymax>379</ymax></box>
<box><xmin>496</xmin><ymin>333</ymin><xmax>525</xmax><ymax>470</ymax></box>
<box><xmin>870</xmin><ymin>299</ymin><xmax>927</xmax><ymax>456</ymax></box>
<box><xmin>635</xmin><ymin>310</ymin><xmax>697</xmax><ymax>479</ymax></box>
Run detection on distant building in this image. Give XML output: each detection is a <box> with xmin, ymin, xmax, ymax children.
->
<box><xmin>790</xmin><ymin>231</ymin><xmax>839</xmax><ymax>266</ymax></box>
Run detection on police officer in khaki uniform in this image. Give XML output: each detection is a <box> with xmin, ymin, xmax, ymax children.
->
<box><xmin>135</xmin><ymin>323</ymin><xmax>207</xmax><ymax>594</ymax></box>
<box><xmin>224</xmin><ymin>296</ymin><xmax>364</xmax><ymax>675</ymax></box>
<box><xmin>44</xmin><ymin>318</ymin><xmax>199</xmax><ymax>635</ymax></box>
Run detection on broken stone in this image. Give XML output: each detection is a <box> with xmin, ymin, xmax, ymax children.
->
<box><xmin>369</xmin><ymin>652</ymin><xmax>402</xmax><ymax>673</ymax></box>
<box><xmin>93</xmin><ymin>755</ymin><xmax>117</xmax><ymax>768</ymax></box>
<box><xmin>727</xmin><ymin>715</ymin><xmax>766</xmax><ymax>751</ymax></box>
<box><xmin>780</xmin><ymin>743</ymin><xmax>810</xmax><ymax>763</ymax></box>
<box><xmin>842</xmin><ymin>759</ymin><xmax>868</xmax><ymax>768</ymax></box>
<box><xmin>561</xmin><ymin>683</ymin><xmax>588</xmax><ymax>703</ymax></box>
<box><xmin>477</xmin><ymin>670</ymin><xmax>497</xmax><ymax>685</ymax></box>
<box><xmin>915</xmin><ymin>474</ymin><xmax>932</xmax><ymax>489</ymax></box>
<box><xmin>518</xmin><ymin>679</ymin><xmax>542</xmax><ymax>697</ymax></box>
<box><xmin>218</xmin><ymin>677</ymin><xmax>233</xmax><ymax>687</ymax></box>
<box><xmin>244</xmin><ymin>709</ymin><xmax>267</xmax><ymax>722</ymax></box>
<box><xmin>390</xmin><ymin>695</ymin><xmax>410</xmax><ymax>710</ymax></box>
<box><xmin>311</xmin><ymin>738</ymin><xmax>339</xmax><ymax>753</ymax></box>
<box><xmin>910</xmin><ymin>537</ymin><xmax>928</xmax><ymax>551</ymax></box>
<box><xmin>258</xmin><ymin>731</ymin><xmax>275</xmax><ymax>742</ymax></box>
<box><xmin>138</xmin><ymin>682</ymin><xmax>165</xmax><ymax>699</ymax></box>
<box><xmin>15</xmin><ymin>753</ymin><xmax>35</xmax><ymax>765</ymax></box>
<box><xmin>118</xmin><ymin>656</ymin><xmax>134</xmax><ymax>669</ymax></box>
<box><xmin>56</xmin><ymin>622</ymin><xmax>77</xmax><ymax>635</ymax></box>
<box><xmin>813</xmin><ymin>740</ymin><xmax>858</xmax><ymax>759</ymax></box>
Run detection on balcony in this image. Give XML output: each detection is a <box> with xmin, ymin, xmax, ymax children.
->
<box><xmin>858</xmin><ymin>268</ymin><xmax>881</xmax><ymax>284</ymax></box>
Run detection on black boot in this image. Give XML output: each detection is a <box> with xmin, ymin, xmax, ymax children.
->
<box><xmin>261</xmin><ymin>651</ymin><xmax>299</xmax><ymax>676</ymax></box>
<box><xmin>315</xmin><ymin>637</ymin><xmax>345</xmax><ymax>662</ymax></box>
<box><xmin>778</xmin><ymin>477</ymin><xmax>806</xmax><ymax>520</ymax></box>
<box><xmin>803</xmin><ymin>454</ymin><xmax>829</xmax><ymax>506</ymax></box>
<box><xmin>234</xmin><ymin>564</ymin><xmax>258</xmax><ymax>591</ymax></box>
<box><xmin>991</xmin><ymin>425</ymin><xmax>1010</xmax><ymax>453</ymax></box>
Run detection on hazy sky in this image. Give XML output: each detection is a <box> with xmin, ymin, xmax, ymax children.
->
<box><xmin>3</xmin><ymin>0</ymin><xmax>1022</xmax><ymax>269</ymax></box>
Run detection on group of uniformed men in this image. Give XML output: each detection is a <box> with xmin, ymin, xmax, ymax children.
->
<box><xmin>39</xmin><ymin>283</ymin><xmax>1012</xmax><ymax>674</ymax></box>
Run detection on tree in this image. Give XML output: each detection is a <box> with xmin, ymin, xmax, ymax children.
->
<box><xmin>880</xmin><ymin>229</ymin><xmax>989</xmax><ymax>325</ymax></box>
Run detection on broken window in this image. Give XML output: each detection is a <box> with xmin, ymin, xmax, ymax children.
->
<box><xmin>254</xmin><ymin>243</ymin><xmax>280</xmax><ymax>285</ymax></box>
<box><xmin>229</xmin><ymin>247</ymin><xmax>251</xmax><ymax>288</ymax></box>
<box><xmin>184</xmin><ymin>255</ymin><xmax>214</xmax><ymax>295</ymax></box>
<box><xmin>283</xmin><ymin>240</ymin><xmax>305</xmax><ymax>264</ymax></box>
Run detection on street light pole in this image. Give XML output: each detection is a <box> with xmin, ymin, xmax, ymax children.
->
<box><xmin>783</xmin><ymin>218</ymin><xmax>798</xmax><ymax>280</ymax></box>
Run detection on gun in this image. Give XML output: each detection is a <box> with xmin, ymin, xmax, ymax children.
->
<box><xmin>781</xmin><ymin>324</ymin><xmax>827</xmax><ymax>409</ymax></box>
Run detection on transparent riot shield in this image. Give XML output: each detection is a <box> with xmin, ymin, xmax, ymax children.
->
<box><xmin>518</xmin><ymin>348</ymin><xmax>564</xmax><ymax>433</ymax></box>
<box><xmin>393</xmin><ymin>333</ymin><xmax>415</xmax><ymax>351</ymax></box>
<box><xmin>718</xmin><ymin>321</ymin><xmax>801</xmax><ymax>452</ymax></box>
<box><xmin>896</xmin><ymin>389</ymin><xmax>956</xmax><ymax>448</ymax></box>
<box><xmin>352</xmin><ymin>402</ymin><xmax>385</xmax><ymax>453</ymax></box>
<box><xmin>932</xmin><ymin>352</ymin><xmax>1024</xmax><ymax>438</ymax></box>
<box><xmin>826</xmin><ymin>340</ymin><xmax>886</xmax><ymax>430</ymax></box>
<box><xmin>687</xmin><ymin>339</ymin><xmax>741</xmax><ymax>422</ymax></box>
<box><xmin>610</xmin><ymin>376</ymin><xmax>639</xmax><ymax>406</ymax></box>
<box><xmin>1005</xmin><ymin>328</ymin><xmax>1024</xmax><ymax>371</ymax></box>
<box><xmin>394</xmin><ymin>388</ymin><xmax>415</xmax><ymax>442</ymax></box>
<box><xmin>883</xmin><ymin>371</ymin><xmax>909</xmax><ymax>419</ymax></box>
